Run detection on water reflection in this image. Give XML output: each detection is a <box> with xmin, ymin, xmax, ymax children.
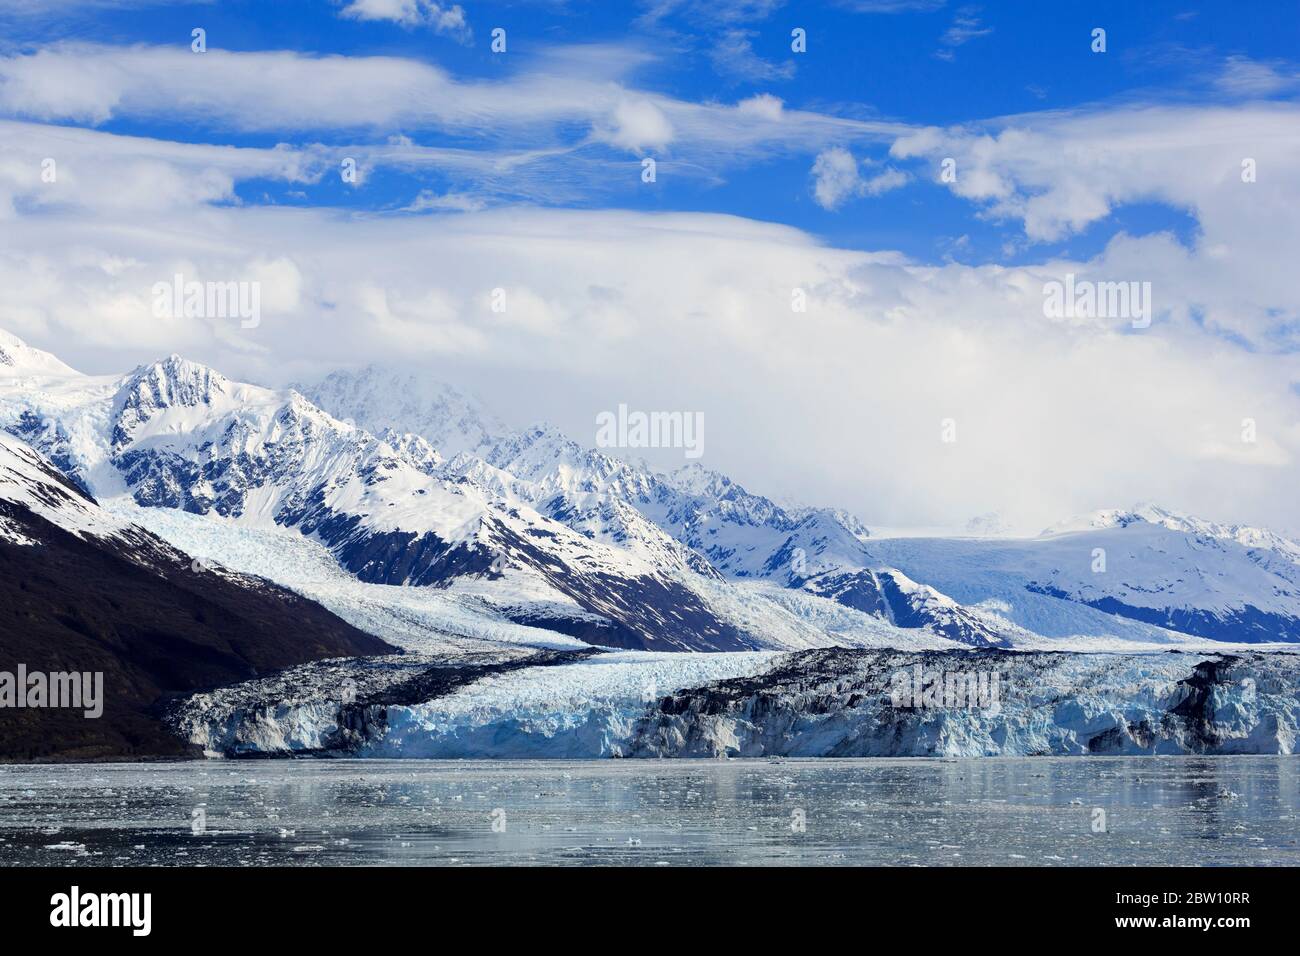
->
<box><xmin>0</xmin><ymin>757</ymin><xmax>1295</xmax><ymax>866</ymax></box>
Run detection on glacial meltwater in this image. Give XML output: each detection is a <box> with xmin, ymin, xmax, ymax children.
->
<box><xmin>1</xmin><ymin>757</ymin><xmax>1296</xmax><ymax>866</ymax></box>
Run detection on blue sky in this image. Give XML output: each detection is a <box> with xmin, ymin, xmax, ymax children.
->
<box><xmin>4</xmin><ymin>0</ymin><xmax>1294</xmax><ymax>264</ymax></box>
<box><xmin>1</xmin><ymin>0</ymin><xmax>1299</xmax><ymax>531</ymax></box>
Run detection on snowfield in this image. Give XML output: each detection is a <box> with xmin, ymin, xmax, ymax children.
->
<box><xmin>106</xmin><ymin>501</ymin><xmax>592</xmax><ymax>655</ymax></box>
<box><xmin>108</xmin><ymin>498</ymin><xmax>989</xmax><ymax>655</ymax></box>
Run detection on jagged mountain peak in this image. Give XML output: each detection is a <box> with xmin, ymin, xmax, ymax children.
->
<box><xmin>121</xmin><ymin>353</ymin><xmax>231</xmax><ymax>406</ymax></box>
<box><xmin>485</xmin><ymin>422</ymin><xmax>649</xmax><ymax>492</ymax></box>
<box><xmin>376</xmin><ymin>427</ymin><xmax>444</xmax><ymax>474</ymax></box>
<box><xmin>489</xmin><ymin>421</ymin><xmax>584</xmax><ymax>461</ymax></box>
<box><xmin>667</xmin><ymin>461</ymin><xmax>738</xmax><ymax>498</ymax></box>
<box><xmin>1042</xmin><ymin>503</ymin><xmax>1201</xmax><ymax>535</ymax></box>
<box><xmin>112</xmin><ymin>354</ymin><xmax>243</xmax><ymax>451</ymax></box>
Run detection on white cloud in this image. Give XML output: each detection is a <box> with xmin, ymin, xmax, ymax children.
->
<box><xmin>6</xmin><ymin>197</ymin><xmax>1296</xmax><ymax>534</ymax></box>
<box><xmin>0</xmin><ymin>42</ymin><xmax>901</xmax><ymax>169</ymax></box>
<box><xmin>0</xmin><ymin>119</ymin><xmax>321</xmax><ymax>216</ymax></box>
<box><xmin>403</xmin><ymin>189</ymin><xmax>488</xmax><ymax>212</ymax></box>
<box><xmin>890</xmin><ymin>101</ymin><xmax>1300</xmax><ymax>350</ymax></box>
<box><xmin>940</xmin><ymin>7</ymin><xmax>991</xmax><ymax>45</ymax></box>
<box><xmin>811</xmin><ymin>146</ymin><xmax>908</xmax><ymax>209</ymax></box>
<box><xmin>811</xmin><ymin>146</ymin><xmax>859</xmax><ymax>209</ymax></box>
<box><xmin>735</xmin><ymin>93</ymin><xmax>784</xmax><ymax>121</ymax></box>
<box><xmin>0</xmin><ymin>110</ymin><xmax>876</xmax><ymax>218</ymax></box>
<box><xmin>863</xmin><ymin>167</ymin><xmax>909</xmax><ymax>195</ymax></box>
<box><xmin>935</xmin><ymin>5</ymin><xmax>991</xmax><ymax>60</ymax></box>
<box><xmin>596</xmin><ymin>99</ymin><xmax>675</xmax><ymax>152</ymax></box>
<box><xmin>638</xmin><ymin>0</ymin><xmax>787</xmax><ymax>28</ymax></box>
<box><xmin>338</xmin><ymin>0</ymin><xmax>471</xmax><ymax>42</ymax></box>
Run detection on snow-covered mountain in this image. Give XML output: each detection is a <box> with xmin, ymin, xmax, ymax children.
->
<box><xmin>0</xmin><ymin>343</ymin><xmax>763</xmax><ymax>652</ymax></box>
<box><xmin>6</xmin><ymin>330</ymin><xmax>1300</xmax><ymax>654</ymax></box>
<box><xmin>8</xmin><ymin>331</ymin><xmax>1300</xmax><ymax>764</ymax></box>
<box><xmin>800</xmin><ymin>568</ymin><xmax>1021</xmax><ymax>647</ymax></box>
<box><xmin>0</xmin><ymin>329</ymin><xmax>81</xmax><ymax>379</ymax></box>
<box><xmin>0</xmin><ymin>426</ymin><xmax>131</xmax><ymax>547</ymax></box>
<box><xmin>296</xmin><ymin>370</ymin><xmax>990</xmax><ymax>635</ymax></box>
<box><xmin>0</xmin><ymin>429</ymin><xmax>394</xmax><ymax>759</ymax></box>
<box><xmin>1025</xmin><ymin>518</ymin><xmax>1300</xmax><ymax>642</ymax></box>
<box><xmin>1043</xmin><ymin>504</ymin><xmax>1300</xmax><ymax>563</ymax></box>
<box><xmin>295</xmin><ymin>361</ymin><xmax>1300</xmax><ymax>648</ymax></box>
<box><xmin>869</xmin><ymin>516</ymin><xmax>1300</xmax><ymax>645</ymax></box>
<box><xmin>302</xmin><ymin>370</ymin><xmax>1025</xmax><ymax>645</ymax></box>
<box><xmin>299</xmin><ymin>369</ymin><xmax>880</xmax><ymax>584</ymax></box>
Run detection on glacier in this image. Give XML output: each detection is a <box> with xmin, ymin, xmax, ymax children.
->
<box><xmin>173</xmin><ymin>647</ymin><xmax>1300</xmax><ymax>759</ymax></box>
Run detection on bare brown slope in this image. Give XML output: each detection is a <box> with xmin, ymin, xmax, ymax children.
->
<box><xmin>0</xmin><ymin>501</ymin><xmax>395</xmax><ymax>761</ymax></box>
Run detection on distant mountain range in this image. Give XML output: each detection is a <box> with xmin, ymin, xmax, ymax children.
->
<box><xmin>5</xmin><ymin>328</ymin><xmax>1300</xmax><ymax>659</ymax></box>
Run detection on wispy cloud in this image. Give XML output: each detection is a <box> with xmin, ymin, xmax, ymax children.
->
<box><xmin>638</xmin><ymin>0</ymin><xmax>787</xmax><ymax>29</ymax></box>
<box><xmin>402</xmin><ymin>188</ymin><xmax>487</xmax><ymax>212</ymax></box>
<box><xmin>0</xmin><ymin>118</ymin><xmax>323</xmax><ymax>216</ymax></box>
<box><xmin>935</xmin><ymin>5</ymin><xmax>991</xmax><ymax>60</ymax></box>
<box><xmin>709</xmin><ymin>30</ymin><xmax>796</xmax><ymax>83</ymax></box>
<box><xmin>1215</xmin><ymin>55</ymin><xmax>1300</xmax><ymax>97</ymax></box>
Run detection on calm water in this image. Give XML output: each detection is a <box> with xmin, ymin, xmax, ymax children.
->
<box><xmin>1</xmin><ymin>757</ymin><xmax>1296</xmax><ymax>866</ymax></box>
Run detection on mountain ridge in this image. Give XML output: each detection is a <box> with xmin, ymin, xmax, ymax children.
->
<box><xmin>4</xmin><ymin>329</ymin><xmax>1299</xmax><ymax>650</ymax></box>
